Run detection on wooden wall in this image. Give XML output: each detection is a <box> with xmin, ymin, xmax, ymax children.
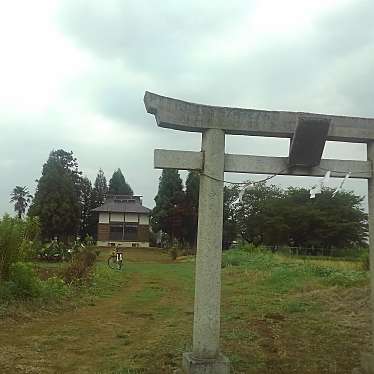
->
<box><xmin>98</xmin><ymin>223</ymin><xmax>110</xmax><ymax>241</ymax></box>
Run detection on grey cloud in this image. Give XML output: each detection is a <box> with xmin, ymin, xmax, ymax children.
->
<box><xmin>315</xmin><ymin>0</ymin><xmax>374</xmax><ymax>59</ymax></box>
<box><xmin>55</xmin><ymin>0</ymin><xmax>373</xmax><ymax>208</ymax></box>
<box><xmin>59</xmin><ymin>0</ymin><xmax>254</xmax><ymax>75</ymax></box>
<box><xmin>59</xmin><ymin>0</ymin><xmax>374</xmax><ymax>121</ymax></box>
<box><xmin>3</xmin><ymin>1</ymin><xmax>373</xmax><ymax>216</ymax></box>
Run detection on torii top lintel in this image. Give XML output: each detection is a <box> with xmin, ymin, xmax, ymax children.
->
<box><xmin>144</xmin><ymin>91</ymin><xmax>374</xmax><ymax>143</ymax></box>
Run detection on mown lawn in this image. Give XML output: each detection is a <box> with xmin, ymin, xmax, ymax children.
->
<box><xmin>0</xmin><ymin>247</ymin><xmax>370</xmax><ymax>373</ymax></box>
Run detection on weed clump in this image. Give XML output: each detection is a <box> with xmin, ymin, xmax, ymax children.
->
<box><xmin>306</xmin><ymin>264</ymin><xmax>367</xmax><ymax>287</ymax></box>
<box><xmin>62</xmin><ymin>247</ymin><xmax>97</xmax><ymax>284</ymax></box>
<box><xmin>222</xmin><ymin>248</ymin><xmax>274</xmax><ymax>270</ymax></box>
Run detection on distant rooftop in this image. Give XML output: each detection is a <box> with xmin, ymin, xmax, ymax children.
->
<box><xmin>92</xmin><ymin>195</ymin><xmax>151</xmax><ymax>214</ymax></box>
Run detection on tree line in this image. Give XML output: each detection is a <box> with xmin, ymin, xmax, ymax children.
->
<box><xmin>10</xmin><ymin>149</ymin><xmax>133</xmax><ymax>241</ymax></box>
<box><xmin>9</xmin><ymin>150</ymin><xmax>368</xmax><ymax>250</ymax></box>
<box><xmin>152</xmin><ymin>169</ymin><xmax>368</xmax><ymax>250</ymax></box>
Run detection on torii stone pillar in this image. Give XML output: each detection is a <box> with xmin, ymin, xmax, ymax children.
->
<box><xmin>357</xmin><ymin>143</ymin><xmax>374</xmax><ymax>374</ymax></box>
<box><xmin>186</xmin><ymin>128</ymin><xmax>229</xmax><ymax>371</ymax></box>
<box><xmin>144</xmin><ymin>91</ymin><xmax>374</xmax><ymax>374</ymax></box>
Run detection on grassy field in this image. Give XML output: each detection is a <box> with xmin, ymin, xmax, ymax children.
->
<box><xmin>0</xmin><ymin>247</ymin><xmax>370</xmax><ymax>373</ymax></box>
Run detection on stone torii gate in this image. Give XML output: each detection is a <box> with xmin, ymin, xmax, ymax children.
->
<box><xmin>144</xmin><ymin>91</ymin><xmax>374</xmax><ymax>374</ymax></box>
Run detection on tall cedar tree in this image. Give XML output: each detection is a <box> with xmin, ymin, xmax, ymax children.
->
<box><xmin>89</xmin><ymin>169</ymin><xmax>108</xmax><ymax>239</ymax></box>
<box><xmin>28</xmin><ymin>150</ymin><xmax>82</xmax><ymax>241</ymax></box>
<box><xmin>152</xmin><ymin>169</ymin><xmax>185</xmax><ymax>241</ymax></box>
<box><xmin>79</xmin><ymin>177</ymin><xmax>93</xmax><ymax>238</ymax></box>
<box><xmin>184</xmin><ymin>171</ymin><xmax>200</xmax><ymax>247</ymax></box>
<box><xmin>183</xmin><ymin>172</ymin><xmax>238</xmax><ymax>248</ymax></box>
<box><xmin>92</xmin><ymin>168</ymin><xmax>108</xmax><ymax>207</ymax></box>
<box><xmin>10</xmin><ymin>186</ymin><xmax>33</xmax><ymax>218</ymax></box>
<box><xmin>108</xmin><ymin>169</ymin><xmax>133</xmax><ymax>195</ymax></box>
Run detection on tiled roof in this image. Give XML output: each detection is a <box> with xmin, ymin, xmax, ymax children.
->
<box><xmin>92</xmin><ymin>198</ymin><xmax>151</xmax><ymax>214</ymax></box>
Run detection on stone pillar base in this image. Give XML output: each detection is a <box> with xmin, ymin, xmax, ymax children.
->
<box><xmin>353</xmin><ymin>353</ymin><xmax>374</xmax><ymax>374</ymax></box>
<box><xmin>182</xmin><ymin>352</ymin><xmax>230</xmax><ymax>374</ymax></box>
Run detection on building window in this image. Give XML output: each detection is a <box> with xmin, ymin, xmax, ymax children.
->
<box><xmin>110</xmin><ymin>224</ymin><xmax>123</xmax><ymax>241</ymax></box>
<box><xmin>124</xmin><ymin>224</ymin><xmax>138</xmax><ymax>241</ymax></box>
<box><xmin>109</xmin><ymin>223</ymin><xmax>138</xmax><ymax>241</ymax></box>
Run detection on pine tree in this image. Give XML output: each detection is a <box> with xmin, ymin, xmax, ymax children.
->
<box><xmin>92</xmin><ymin>169</ymin><xmax>108</xmax><ymax>207</ymax></box>
<box><xmin>10</xmin><ymin>186</ymin><xmax>33</xmax><ymax>219</ymax></box>
<box><xmin>28</xmin><ymin>150</ymin><xmax>81</xmax><ymax>241</ymax></box>
<box><xmin>184</xmin><ymin>171</ymin><xmax>200</xmax><ymax>247</ymax></box>
<box><xmin>186</xmin><ymin>171</ymin><xmax>199</xmax><ymax>209</ymax></box>
<box><xmin>151</xmin><ymin>169</ymin><xmax>185</xmax><ymax>242</ymax></box>
<box><xmin>183</xmin><ymin>172</ymin><xmax>238</xmax><ymax>248</ymax></box>
<box><xmin>108</xmin><ymin>169</ymin><xmax>133</xmax><ymax>195</ymax></box>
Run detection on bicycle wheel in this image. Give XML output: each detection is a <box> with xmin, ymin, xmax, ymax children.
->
<box><xmin>107</xmin><ymin>255</ymin><xmax>118</xmax><ymax>270</ymax></box>
<box><xmin>117</xmin><ymin>260</ymin><xmax>123</xmax><ymax>271</ymax></box>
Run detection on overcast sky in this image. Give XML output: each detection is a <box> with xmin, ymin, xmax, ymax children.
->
<box><xmin>0</xmin><ymin>0</ymin><xmax>373</xmax><ymax>215</ymax></box>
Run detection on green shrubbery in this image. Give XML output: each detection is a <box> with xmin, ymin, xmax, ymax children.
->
<box><xmin>40</xmin><ymin>276</ymin><xmax>69</xmax><ymax>300</ymax></box>
<box><xmin>222</xmin><ymin>246</ymin><xmax>274</xmax><ymax>270</ymax></box>
<box><xmin>0</xmin><ymin>215</ymin><xmax>25</xmax><ymax>280</ymax></box>
<box><xmin>38</xmin><ymin>240</ymin><xmax>70</xmax><ymax>261</ymax></box>
<box><xmin>0</xmin><ymin>215</ymin><xmax>41</xmax><ymax>280</ymax></box>
<box><xmin>0</xmin><ymin>213</ymin><xmax>99</xmax><ymax>305</ymax></box>
<box><xmin>0</xmin><ymin>262</ymin><xmax>69</xmax><ymax>302</ymax></box>
<box><xmin>7</xmin><ymin>262</ymin><xmax>41</xmax><ymax>298</ymax></box>
<box><xmin>222</xmin><ymin>247</ymin><xmax>368</xmax><ymax>288</ymax></box>
<box><xmin>0</xmin><ymin>246</ymin><xmax>98</xmax><ymax>303</ymax></box>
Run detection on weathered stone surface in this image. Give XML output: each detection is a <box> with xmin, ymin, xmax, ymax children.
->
<box><xmin>182</xmin><ymin>352</ymin><xmax>230</xmax><ymax>374</ymax></box>
<box><xmin>154</xmin><ymin>149</ymin><xmax>372</xmax><ymax>179</ymax></box>
<box><xmin>288</xmin><ymin>117</ymin><xmax>330</xmax><ymax>167</ymax></box>
<box><xmin>354</xmin><ymin>145</ymin><xmax>374</xmax><ymax>373</ymax></box>
<box><xmin>192</xmin><ymin>129</ymin><xmax>225</xmax><ymax>359</ymax></box>
<box><xmin>361</xmin><ymin>143</ymin><xmax>374</xmax><ymax>374</ymax></box>
<box><xmin>144</xmin><ymin>91</ymin><xmax>374</xmax><ymax>142</ymax></box>
<box><xmin>154</xmin><ymin>149</ymin><xmax>203</xmax><ymax>171</ymax></box>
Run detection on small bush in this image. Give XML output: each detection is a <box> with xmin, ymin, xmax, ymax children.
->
<box><xmin>40</xmin><ymin>276</ymin><xmax>69</xmax><ymax>300</ymax></box>
<box><xmin>62</xmin><ymin>247</ymin><xmax>97</xmax><ymax>284</ymax></box>
<box><xmin>38</xmin><ymin>240</ymin><xmax>70</xmax><ymax>262</ymax></box>
<box><xmin>7</xmin><ymin>262</ymin><xmax>41</xmax><ymax>298</ymax></box>
<box><xmin>83</xmin><ymin>234</ymin><xmax>95</xmax><ymax>246</ymax></box>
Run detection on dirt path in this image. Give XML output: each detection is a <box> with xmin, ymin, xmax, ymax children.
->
<box><xmin>0</xmin><ymin>250</ymin><xmax>194</xmax><ymax>374</ymax></box>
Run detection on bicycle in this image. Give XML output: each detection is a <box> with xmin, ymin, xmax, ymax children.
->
<box><xmin>107</xmin><ymin>248</ymin><xmax>124</xmax><ymax>270</ymax></box>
